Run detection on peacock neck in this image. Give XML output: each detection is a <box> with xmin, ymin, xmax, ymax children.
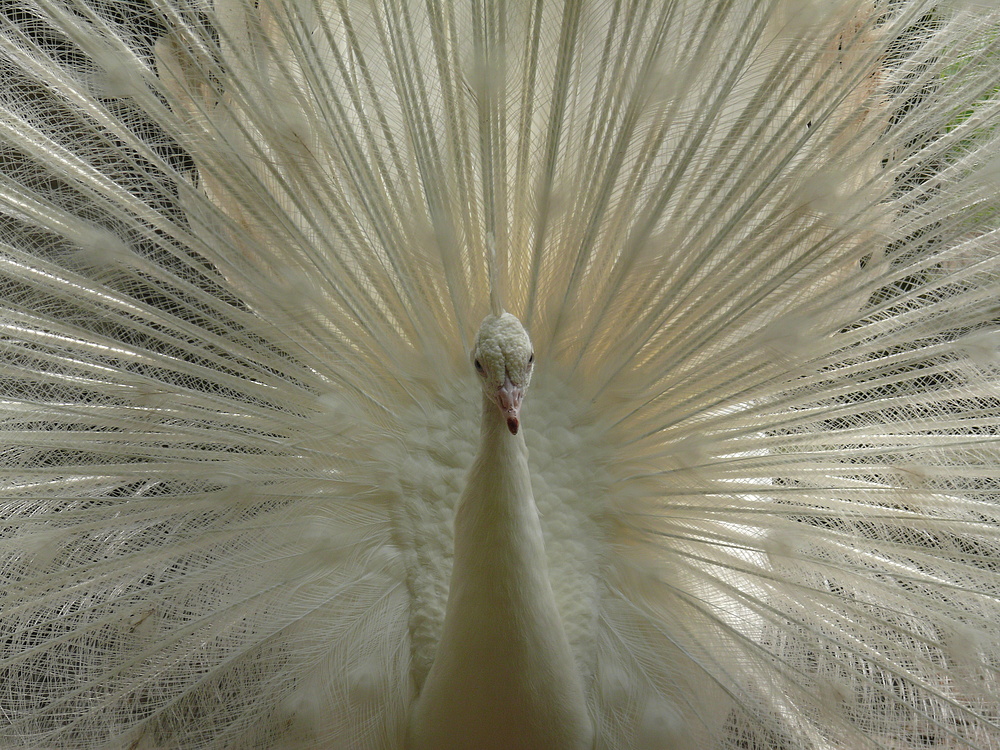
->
<box><xmin>406</xmin><ymin>396</ymin><xmax>593</xmax><ymax>750</ymax></box>
<box><xmin>459</xmin><ymin>397</ymin><xmax>537</xmax><ymax>546</ymax></box>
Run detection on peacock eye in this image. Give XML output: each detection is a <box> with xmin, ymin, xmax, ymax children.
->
<box><xmin>474</xmin><ymin>359</ymin><xmax>484</xmax><ymax>374</ymax></box>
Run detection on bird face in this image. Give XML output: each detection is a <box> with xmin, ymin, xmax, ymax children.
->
<box><xmin>471</xmin><ymin>313</ymin><xmax>534</xmax><ymax>435</ymax></box>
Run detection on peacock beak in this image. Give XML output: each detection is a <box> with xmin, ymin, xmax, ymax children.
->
<box><xmin>497</xmin><ymin>376</ymin><xmax>523</xmax><ymax>435</ymax></box>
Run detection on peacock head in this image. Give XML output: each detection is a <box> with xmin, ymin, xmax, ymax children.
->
<box><xmin>471</xmin><ymin>312</ymin><xmax>534</xmax><ymax>435</ymax></box>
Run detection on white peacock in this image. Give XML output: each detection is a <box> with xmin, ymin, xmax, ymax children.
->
<box><xmin>1</xmin><ymin>1</ymin><xmax>999</xmax><ymax>748</ymax></box>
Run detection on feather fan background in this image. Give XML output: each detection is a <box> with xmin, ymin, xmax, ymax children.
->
<box><xmin>1</xmin><ymin>0</ymin><xmax>1000</xmax><ymax>748</ymax></box>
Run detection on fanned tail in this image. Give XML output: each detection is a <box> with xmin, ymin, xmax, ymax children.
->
<box><xmin>1</xmin><ymin>1</ymin><xmax>999</xmax><ymax>748</ymax></box>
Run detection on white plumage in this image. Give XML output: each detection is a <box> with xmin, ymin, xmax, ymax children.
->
<box><xmin>1</xmin><ymin>1</ymin><xmax>999</xmax><ymax>748</ymax></box>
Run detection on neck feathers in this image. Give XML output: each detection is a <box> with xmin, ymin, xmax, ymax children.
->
<box><xmin>406</xmin><ymin>396</ymin><xmax>593</xmax><ymax>750</ymax></box>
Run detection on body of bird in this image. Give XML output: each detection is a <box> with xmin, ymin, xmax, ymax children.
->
<box><xmin>408</xmin><ymin>317</ymin><xmax>593</xmax><ymax>750</ymax></box>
